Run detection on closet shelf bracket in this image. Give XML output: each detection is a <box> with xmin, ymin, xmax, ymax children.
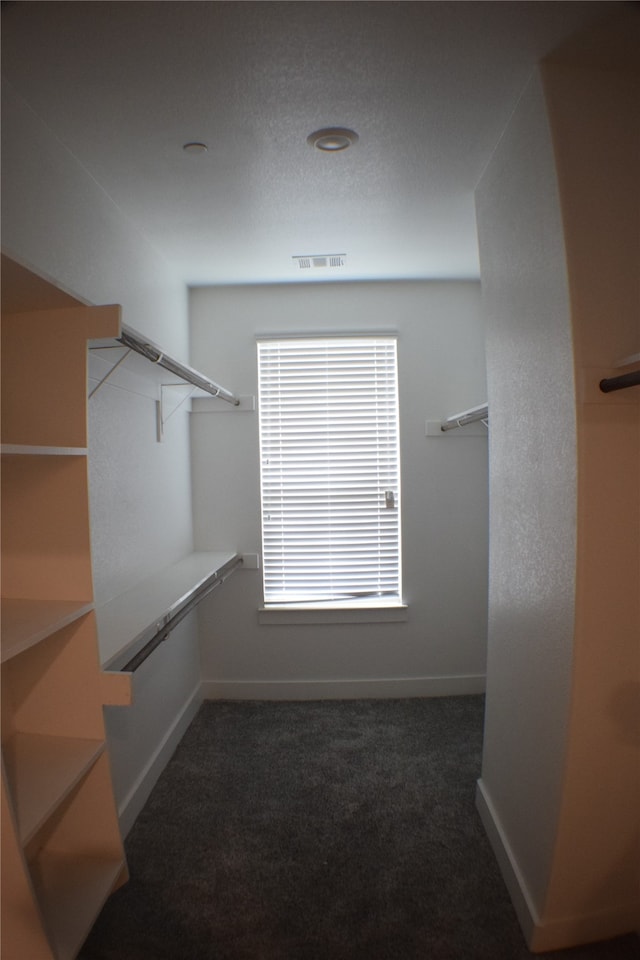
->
<box><xmin>118</xmin><ymin>326</ymin><xmax>240</xmax><ymax>405</ymax></box>
<box><xmin>88</xmin><ymin>347</ymin><xmax>132</xmax><ymax>398</ymax></box>
<box><xmin>156</xmin><ymin>384</ymin><xmax>196</xmax><ymax>442</ymax></box>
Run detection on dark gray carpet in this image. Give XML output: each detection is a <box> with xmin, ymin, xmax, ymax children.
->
<box><xmin>80</xmin><ymin>698</ymin><xmax>639</xmax><ymax>960</ymax></box>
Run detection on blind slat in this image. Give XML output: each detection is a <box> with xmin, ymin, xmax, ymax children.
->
<box><xmin>258</xmin><ymin>337</ymin><xmax>401</xmax><ymax>603</ymax></box>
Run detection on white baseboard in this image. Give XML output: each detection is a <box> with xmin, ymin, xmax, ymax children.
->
<box><xmin>475</xmin><ymin>779</ymin><xmax>640</xmax><ymax>953</ymax></box>
<box><xmin>201</xmin><ymin>675</ymin><xmax>486</xmax><ymax>701</ymax></box>
<box><xmin>475</xmin><ymin>778</ymin><xmax>540</xmax><ymax>947</ymax></box>
<box><xmin>117</xmin><ymin>684</ymin><xmax>202</xmax><ymax>837</ymax></box>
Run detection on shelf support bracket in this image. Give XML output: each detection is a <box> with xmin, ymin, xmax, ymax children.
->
<box><xmin>156</xmin><ymin>384</ymin><xmax>197</xmax><ymax>442</ymax></box>
<box><xmin>88</xmin><ymin>347</ymin><xmax>132</xmax><ymax>399</ymax></box>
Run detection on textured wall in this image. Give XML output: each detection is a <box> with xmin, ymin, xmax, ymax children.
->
<box><xmin>476</xmin><ymin>34</ymin><xmax>640</xmax><ymax>950</ymax></box>
<box><xmin>190</xmin><ymin>280</ymin><xmax>489</xmax><ymax>696</ymax></box>
<box><xmin>0</xmin><ymin>81</ymin><xmax>196</xmax><ymax>597</ymax></box>
<box><xmin>1</xmin><ymin>82</ymin><xmax>188</xmax><ymax>359</ymax></box>
<box><xmin>1</xmin><ymin>83</ymin><xmax>200</xmax><ymax>827</ymax></box>
<box><xmin>475</xmin><ymin>68</ymin><xmax>577</xmax><ymax>918</ymax></box>
<box><xmin>87</xmin><ymin>361</ymin><xmax>194</xmax><ymax>606</ymax></box>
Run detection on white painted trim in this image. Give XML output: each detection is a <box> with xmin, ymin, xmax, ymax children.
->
<box><xmin>257</xmin><ymin>603</ymin><xmax>408</xmax><ymax>625</ymax></box>
<box><xmin>475</xmin><ymin>779</ymin><xmax>539</xmax><ymax>947</ymax></box>
<box><xmin>117</xmin><ymin>684</ymin><xmax>202</xmax><ymax>837</ymax></box>
<box><xmin>475</xmin><ymin>780</ymin><xmax>640</xmax><ymax>953</ymax></box>
<box><xmin>202</xmin><ymin>675</ymin><xmax>485</xmax><ymax>701</ymax></box>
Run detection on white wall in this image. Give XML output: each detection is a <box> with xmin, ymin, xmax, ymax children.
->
<box><xmin>474</xmin><ymin>67</ymin><xmax>578</xmax><ymax>934</ymax></box>
<box><xmin>190</xmin><ymin>280</ymin><xmax>489</xmax><ymax>699</ymax></box>
<box><xmin>475</xmin><ymin>29</ymin><xmax>639</xmax><ymax>950</ymax></box>
<box><xmin>1</xmin><ymin>83</ymin><xmax>201</xmax><ymax>831</ymax></box>
<box><xmin>87</xmin><ymin>359</ymin><xmax>194</xmax><ymax>606</ymax></box>
<box><xmin>1</xmin><ymin>84</ymin><xmax>188</xmax><ymax>359</ymax></box>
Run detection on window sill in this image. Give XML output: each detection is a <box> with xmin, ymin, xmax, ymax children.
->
<box><xmin>257</xmin><ymin>601</ymin><xmax>408</xmax><ymax>625</ymax></box>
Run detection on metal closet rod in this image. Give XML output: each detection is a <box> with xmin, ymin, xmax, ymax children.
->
<box><xmin>120</xmin><ymin>557</ymin><xmax>243</xmax><ymax>673</ymax></box>
<box><xmin>441</xmin><ymin>402</ymin><xmax>489</xmax><ymax>432</ymax></box>
<box><xmin>119</xmin><ymin>325</ymin><xmax>240</xmax><ymax>405</ymax></box>
<box><xmin>599</xmin><ymin>370</ymin><xmax>640</xmax><ymax>393</ymax></box>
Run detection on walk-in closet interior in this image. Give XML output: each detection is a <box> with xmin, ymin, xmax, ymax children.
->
<box><xmin>1</xmin><ymin>3</ymin><xmax>638</xmax><ymax>958</ymax></box>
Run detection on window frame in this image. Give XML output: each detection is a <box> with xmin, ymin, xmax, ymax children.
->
<box><xmin>256</xmin><ymin>334</ymin><xmax>405</xmax><ymax>619</ymax></box>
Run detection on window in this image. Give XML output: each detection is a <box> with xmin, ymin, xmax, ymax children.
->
<box><xmin>257</xmin><ymin>336</ymin><xmax>402</xmax><ymax>606</ymax></box>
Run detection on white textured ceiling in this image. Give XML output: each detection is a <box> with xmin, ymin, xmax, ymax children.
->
<box><xmin>1</xmin><ymin>1</ymin><xmax>615</xmax><ymax>286</ymax></box>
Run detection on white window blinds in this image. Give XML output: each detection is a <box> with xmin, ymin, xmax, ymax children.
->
<box><xmin>257</xmin><ymin>337</ymin><xmax>401</xmax><ymax>604</ymax></box>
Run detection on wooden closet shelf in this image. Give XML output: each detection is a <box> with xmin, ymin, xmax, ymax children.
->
<box><xmin>1</xmin><ymin>598</ymin><xmax>95</xmax><ymax>662</ymax></box>
<box><xmin>3</xmin><ymin>734</ymin><xmax>104</xmax><ymax>844</ymax></box>
<box><xmin>1</xmin><ymin>269</ymin><xmax>126</xmax><ymax>960</ymax></box>
<box><xmin>31</xmin><ymin>853</ymin><xmax>125</xmax><ymax>960</ymax></box>
<box><xmin>1</xmin><ymin>444</ymin><xmax>88</xmax><ymax>456</ymax></box>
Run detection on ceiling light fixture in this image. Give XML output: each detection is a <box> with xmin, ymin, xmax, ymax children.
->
<box><xmin>182</xmin><ymin>141</ymin><xmax>208</xmax><ymax>154</ymax></box>
<box><xmin>307</xmin><ymin>127</ymin><xmax>359</xmax><ymax>152</ymax></box>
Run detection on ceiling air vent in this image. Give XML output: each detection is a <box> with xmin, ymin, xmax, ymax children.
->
<box><xmin>293</xmin><ymin>254</ymin><xmax>346</xmax><ymax>269</ymax></box>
